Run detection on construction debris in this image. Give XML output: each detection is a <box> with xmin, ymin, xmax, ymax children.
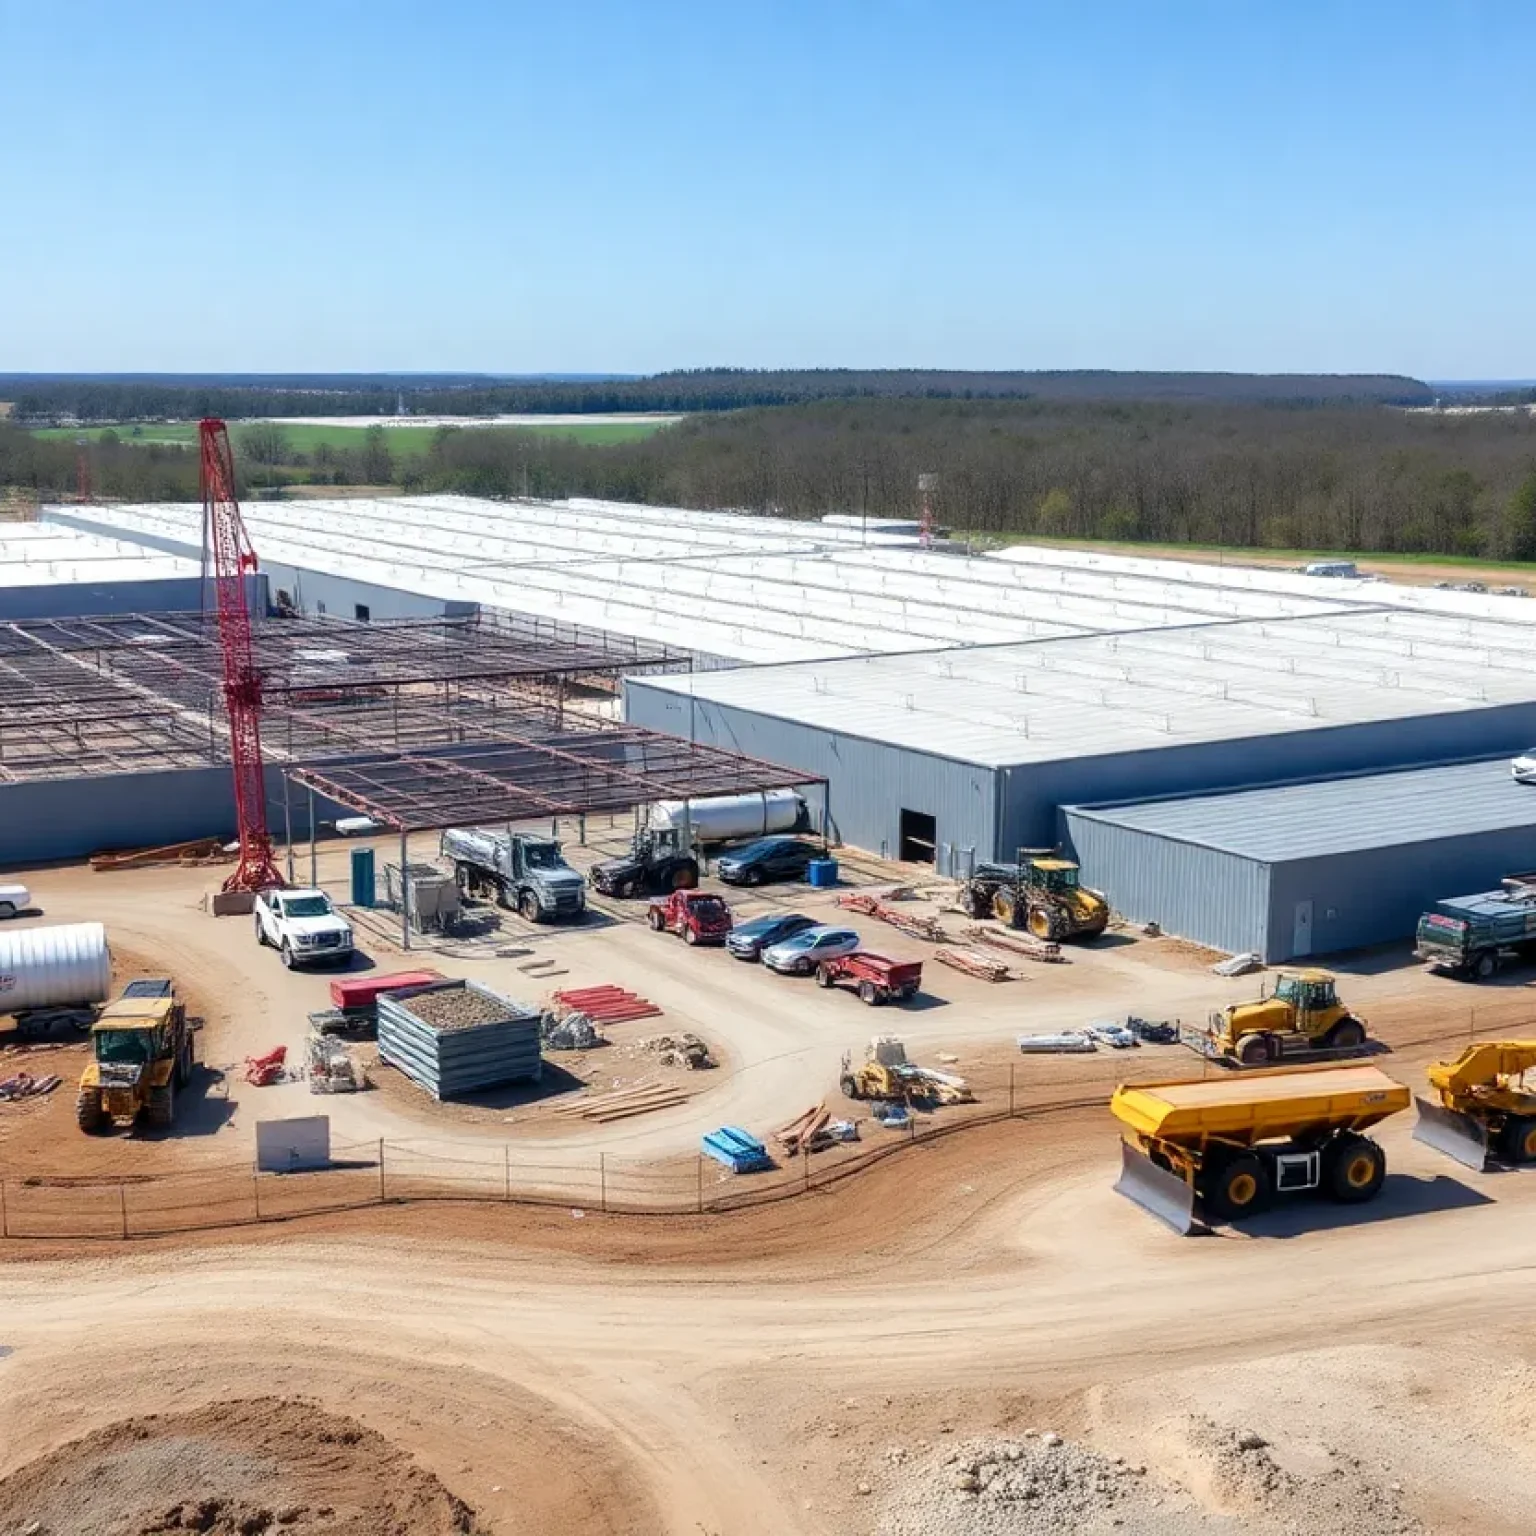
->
<box><xmin>1213</xmin><ymin>951</ymin><xmax>1263</xmax><ymax>977</ymax></box>
<box><xmin>837</xmin><ymin>891</ymin><xmax>948</xmax><ymax>941</ymax></box>
<box><xmin>637</xmin><ymin>1031</ymin><xmax>714</xmax><ymax>1069</ymax></box>
<box><xmin>541</xmin><ymin>1011</ymin><xmax>607</xmax><ymax>1051</ymax></box>
<box><xmin>553</xmin><ymin>1079</ymin><xmax>692</xmax><ymax>1123</ymax></box>
<box><xmin>551</xmin><ymin>985</ymin><xmax>662</xmax><ymax>1023</ymax></box>
<box><xmin>244</xmin><ymin>1046</ymin><xmax>288</xmax><ymax>1085</ymax></box>
<box><xmin>0</xmin><ymin>1071</ymin><xmax>61</xmax><ymax>1101</ymax></box>
<box><xmin>775</xmin><ymin>1102</ymin><xmax>832</xmax><ymax>1156</ymax></box>
<box><xmin>307</xmin><ymin>1033</ymin><xmax>362</xmax><ymax>1093</ymax></box>
<box><xmin>90</xmin><ymin>837</ymin><xmax>233</xmax><ymax>871</ymax></box>
<box><xmin>935</xmin><ymin>946</ymin><xmax>1011</xmax><ymax>982</ymax></box>
<box><xmin>963</xmin><ymin>925</ymin><xmax>1065</xmax><ymax>963</ymax></box>
<box><xmin>1018</xmin><ymin>1031</ymin><xmax>1096</xmax><ymax>1054</ymax></box>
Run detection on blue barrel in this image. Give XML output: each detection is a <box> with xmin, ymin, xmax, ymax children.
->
<box><xmin>350</xmin><ymin>846</ymin><xmax>376</xmax><ymax>908</ymax></box>
<box><xmin>807</xmin><ymin>858</ymin><xmax>839</xmax><ymax>888</ymax></box>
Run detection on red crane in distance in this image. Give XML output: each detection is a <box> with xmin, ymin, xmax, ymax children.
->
<box><xmin>200</xmin><ymin>418</ymin><xmax>284</xmax><ymax>893</ymax></box>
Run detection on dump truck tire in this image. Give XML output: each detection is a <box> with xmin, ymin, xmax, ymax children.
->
<box><xmin>1237</xmin><ymin>1033</ymin><xmax>1272</xmax><ymax>1067</ymax></box>
<box><xmin>993</xmin><ymin>889</ymin><xmax>1019</xmax><ymax>926</ymax></box>
<box><xmin>75</xmin><ymin>1089</ymin><xmax>106</xmax><ymax>1135</ymax></box>
<box><xmin>840</xmin><ymin>1073</ymin><xmax>860</xmax><ymax>1099</ymax></box>
<box><xmin>146</xmin><ymin>1081</ymin><xmax>175</xmax><ymax>1130</ymax></box>
<box><xmin>1325</xmin><ymin>1017</ymin><xmax>1366</xmax><ymax>1051</ymax></box>
<box><xmin>815</xmin><ymin>965</ymin><xmax>835</xmax><ymax>988</ymax></box>
<box><xmin>1501</xmin><ymin>1117</ymin><xmax>1536</xmax><ymax>1165</ymax></box>
<box><xmin>519</xmin><ymin>890</ymin><xmax>542</xmax><ymax>923</ymax></box>
<box><xmin>1206</xmin><ymin>1153</ymin><xmax>1271</xmax><ymax>1220</ymax></box>
<box><xmin>1326</xmin><ymin>1133</ymin><xmax>1385</xmax><ymax>1203</ymax></box>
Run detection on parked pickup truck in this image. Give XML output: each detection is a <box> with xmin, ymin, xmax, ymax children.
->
<box><xmin>814</xmin><ymin>952</ymin><xmax>922</xmax><ymax>1006</ymax></box>
<box><xmin>254</xmin><ymin>888</ymin><xmax>355</xmax><ymax>969</ymax></box>
<box><xmin>647</xmin><ymin>889</ymin><xmax>733</xmax><ymax>946</ymax></box>
<box><xmin>1415</xmin><ymin>874</ymin><xmax>1536</xmax><ymax>979</ymax></box>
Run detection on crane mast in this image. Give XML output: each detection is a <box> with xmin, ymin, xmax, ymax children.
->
<box><xmin>200</xmin><ymin>417</ymin><xmax>284</xmax><ymax>892</ymax></box>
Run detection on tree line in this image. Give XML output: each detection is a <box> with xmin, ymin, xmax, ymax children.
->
<box><xmin>5</xmin><ymin>398</ymin><xmax>1536</xmax><ymax>560</ymax></box>
<box><xmin>4</xmin><ymin>368</ymin><xmax>1434</xmax><ymax>422</ymax></box>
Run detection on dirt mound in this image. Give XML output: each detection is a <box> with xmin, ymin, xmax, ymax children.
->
<box><xmin>0</xmin><ymin>1397</ymin><xmax>485</xmax><ymax>1536</ymax></box>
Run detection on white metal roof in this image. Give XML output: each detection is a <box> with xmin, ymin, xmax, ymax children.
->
<box><xmin>632</xmin><ymin>609</ymin><xmax>1536</xmax><ymax>768</ymax></box>
<box><xmin>0</xmin><ymin>521</ymin><xmax>197</xmax><ymax>587</ymax></box>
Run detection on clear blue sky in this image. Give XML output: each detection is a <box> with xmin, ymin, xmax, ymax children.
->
<box><xmin>1</xmin><ymin>0</ymin><xmax>1531</xmax><ymax>378</ymax></box>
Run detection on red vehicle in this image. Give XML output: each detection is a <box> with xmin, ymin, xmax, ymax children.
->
<box><xmin>647</xmin><ymin>889</ymin><xmax>733</xmax><ymax>946</ymax></box>
<box><xmin>814</xmin><ymin>951</ymin><xmax>922</xmax><ymax>1006</ymax></box>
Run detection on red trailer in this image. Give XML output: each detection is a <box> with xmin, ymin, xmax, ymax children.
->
<box><xmin>815</xmin><ymin>952</ymin><xmax>922</xmax><ymax>1006</ymax></box>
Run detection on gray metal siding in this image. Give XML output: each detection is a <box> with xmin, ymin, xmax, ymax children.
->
<box><xmin>624</xmin><ymin>681</ymin><xmax>997</xmax><ymax>869</ymax></box>
<box><xmin>0</xmin><ymin>574</ymin><xmax>266</xmax><ymax>622</ymax></box>
<box><xmin>1266</xmin><ymin>825</ymin><xmax>1536</xmax><ymax>962</ymax></box>
<box><xmin>1062</xmin><ymin>809</ymin><xmax>1272</xmax><ymax>958</ymax></box>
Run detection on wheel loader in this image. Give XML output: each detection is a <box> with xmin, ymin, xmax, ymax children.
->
<box><xmin>1413</xmin><ymin>1040</ymin><xmax>1536</xmax><ymax>1169</ymax></box>
<box><xmin>1190</xmin><ymin>969</ymin><xmax>1368</xmax><ymax>1067</ymax></box>
<box><xmin>75</xmin><ymin>980</ymin><xmax>194</xmax><ymax>1134</ymax></box>
<box><xmin>957</xmin><ymin>852</ymin><xmax>1109</xmax><ymax>942</ymax></box>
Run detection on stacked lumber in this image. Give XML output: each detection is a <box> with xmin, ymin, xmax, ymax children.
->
<box><xmin>553</xmin><ymin>1078</ymin><xmax>691</xmax><ymax>1123</ymax></box>
<box><xmin>836</xmin><ymin>892</ymin><xmax>948</xmax><ymax>942</ymax></box>
<box><xmin>90</xmin><ymin>837</ymin><xmax>232</xmax><ymax>871</ymax></box>
<box><xmin>963</xmin><ymin>925</ymin><xmax>1064</xmax><ymax>963</ymax></box>
<box><xmin>775</xmin><ymin>1102</ymin><xmax>831</xmax><ymax>1156</ymax></box>
<box><xmin>934</xmin><ymin>946</ymin><xmax>1011</xmax><ymax>982</ymax></box>
<box><xmin>551</xmin><ymin>986</ymin><xmax>661</xmax><ymax>1023</ymax></box>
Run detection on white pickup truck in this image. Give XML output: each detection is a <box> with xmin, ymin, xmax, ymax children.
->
<box><xmin>253</xmin><ymin>888</ymin><xmax>355</xmax><ymax>969</ymax></box>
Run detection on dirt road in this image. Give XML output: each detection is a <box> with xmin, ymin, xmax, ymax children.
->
<box><xmin>5</xmin><ymin>1113</ymin><xmax>1536</xmax><ymax>1534</ymax></box>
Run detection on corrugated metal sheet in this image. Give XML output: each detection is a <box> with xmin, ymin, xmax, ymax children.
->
<box><xmin>1068</xmin><ymin>758</ymin><xmax>1536</xmax><ymax>861</ymax></box>
<box><xmin>1062</xmin><ymin>809</ymin><xmax>1272</xmax><ymax>958</ymax></box>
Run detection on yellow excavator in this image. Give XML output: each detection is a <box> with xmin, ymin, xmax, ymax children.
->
<box><xmin>1413</xmin><ymin>1041</ymin><xmax>1536</xmax><ymax>1169</ymax></box>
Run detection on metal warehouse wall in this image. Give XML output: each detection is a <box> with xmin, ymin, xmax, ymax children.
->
<box><xmin>0</xmin><ymin>766</ymin><xmax>340</xmax><ymax>869</ymax></box>
<box><xmin>1004</xmin><ymin>706</ymin><xmax>1536</xmax><ymax>852</ymax></box>
<box><xmin>1266</xmin><ymin>826</ymin><xmax>1536</xmax><ymax>963</ymax></box>
<box><xmin>624</xmin><ymin>682</ymin><xmax>998</xmax><ymax>869</ymax></box>
<box><xmin>0</xmin><ymin>575</ymin><xmax>267</xmax><ymax>622</ymax></box>
<box><xmin>1061</xmin><ymin>810</ymin><xmax>1273</xmax><ymax>959</ymax></box>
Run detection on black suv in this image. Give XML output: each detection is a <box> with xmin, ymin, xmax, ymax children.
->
<box><xmin>715</xmin><ymin>837</ymin><xmax>819</xmax><ymax>887</ymax></box>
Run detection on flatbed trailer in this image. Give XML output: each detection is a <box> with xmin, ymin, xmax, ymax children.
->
<box><xmin>1111</xmin><ymin>1064</ymin><xmax>1410</xmax><ymax>1233</ymax></box>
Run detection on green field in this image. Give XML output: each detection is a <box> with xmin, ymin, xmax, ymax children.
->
<box><xmin>32</xmin><ymin>419</ymin><xmax>667</xmax><ymax>451</ymax></box>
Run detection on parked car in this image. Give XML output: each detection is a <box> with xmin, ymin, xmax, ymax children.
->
<box><xmin>647</xmin><ymin>889</ymin><xmax>733</xmax><ymax>946</ymax></box>
<box><xmin>762</xmin><ymin>925</ymin><xmax>860</xmax><ymax>975</ymax></box>
<box><xmin>1512</xmin><ymin>749</ymin><xmax>1536</xmax><ymax>785</ymax></box>
<box><xmin>254</xmin><ymin>888</ymin><xmax>355</xmax><ymax>969</ymax></box>
<box><xmin>716</xmin><ymin>836</ymin><xmax>820</xmax><ymax>887</ymax></box>
<box><xmin>1086</xmin><ymin>1019</ymin><xmax>1138</xmax><ymax>1049</ymax></box>
<box><xmin>0</xmin><ymin>883</ymin><xmax>30</xmax><ymax>919</ymax></box>
<box><xmin>726</xmin><ymin>911</ymin><xmax>818</xmax><ymax>961</ymax></box>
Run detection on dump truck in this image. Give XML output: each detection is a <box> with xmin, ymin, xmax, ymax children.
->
<box><xmin>957</xmin><ymin>852</ymin><xmax>1109</xmax><ymax>942</ymax></box>
<box><xmin>1111</xmin><ymin>1064</ymin><xmax>1411</xmax><ymax>1233</ymax></box>
<box><xmin>1414</xmin><ymin>875</ymin><xmax>1536</xmax><ymax>980</ymax></box>
<box><xmin>75</xmin><ymin>980</ymin><xmax>194</xmax><ymax>1134</ymax></box>
<box><xmin>1190</xmin><ymin>969</ymin><xmax>1367</xmax><ymax>1067</ymax></box>
<box><xmin>441</xmin><ymin>827</ymin><xmax>587</xmax><ymax>922</ymax></box>
<box><xmin>1413</xmin><ymin>1041</ymin><xmax>1536</xmax><ymax>1168</ymax></box>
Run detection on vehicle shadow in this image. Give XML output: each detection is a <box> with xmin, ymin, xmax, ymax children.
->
<box><xmin>895</xmin><ymin>994</ymin><xmax>951</xmax><ymax>1013</ymax></box>
<box><xmin>1226</xmin><ymin>1173</ymin><xmax>1493</xmax><ymax>1239</ymax></box>
<box><xmin>133</xmin><ymin>1065</ymin><xmax>238</xmax><ymax>1139</ymax></box>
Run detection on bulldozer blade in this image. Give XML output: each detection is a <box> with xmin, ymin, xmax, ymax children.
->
<box><xmin>1412</xmin><ymin>1095</ymin><xmax>1492</xmax><ymax>1171</ymax></box>
<box><xmin>1113</xmin><ymin>1141</ymin><xmax>1199</xmax><ymax>1235</ymax></box>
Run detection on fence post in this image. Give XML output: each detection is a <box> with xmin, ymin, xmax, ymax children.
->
<box><xmin>599</xmin><ymin>1152</ymin><xmax>607</xmax><ymax>1213</ymax></box>
<box><xmin>504</xmin><ymin>1144</ymin><xmax>512</xmax><ymax>1202</ymax></box>
<box><xmin>1009</xmin><ymin>1063</ymin><xmax>1016</xmax><ymax>1117</ymax></box>
<box><xmin>378</xmin><ymin>1139</ymin><xmax>386</xmax><ymax>1203</ymax></box>
<box><xmin>696</xmin><ymin>1154</ymin><xmax>704</xmax><ymax>1214</ymax></box>
<box><xmin>253</xmin><ymin>1172</ymin><xmax>261</xmax><ymax>1221</ymax></box>
<box><xmin>0</xmin><ymin>1178</ymin><xmax>7</xmax><ymax>1239</ymax></box>
<box><xmin>119</xmin><ymin>1182</ymin><xmax>129</xmax><ymax>1241</ymax></box>
<box><xmin>802</xmin><ymin>1143</ymin><xmax>810</xmax><ymax>1192</ymax></box>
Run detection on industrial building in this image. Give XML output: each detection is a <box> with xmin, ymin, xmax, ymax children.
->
<box><xmin>1061</xmin><ymin>758</ymin><xmax>1536</xmax><ymax>962</ymax></box>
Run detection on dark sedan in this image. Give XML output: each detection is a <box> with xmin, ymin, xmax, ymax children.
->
<box><xmin>716</xmin><ymin>837</ymin><xmax>820</xmax><ymax>887</ymax></box>
<box><xmin>725</xmin><ymin>911</ymin><xmax>818</xmax><ymax>961</ymax></box>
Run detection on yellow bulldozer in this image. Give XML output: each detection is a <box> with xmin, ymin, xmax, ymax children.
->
<box><xmin>838</xmin><ymin>1035</ymin><xmax>973</xmax><ymax>1105</ymax></box>
<box><xmin>1413</xmin><ymin>1041</ymin><xmax>1536</xmax><ymax>1169</ymax></box>
<box><xmin>1192</xmin><ymin>969</ymin><xmax>1368</xmax><ymax>1067</ymax></box>
<box><xmin>76</xmin><ymin>980</ymin><xmax>194</xmax><ymax>1134</ymax></box>
<box><xmin>957</xmin><ymin>852</ymin><xmax>1109</xmax><ymax>942</ymax></box>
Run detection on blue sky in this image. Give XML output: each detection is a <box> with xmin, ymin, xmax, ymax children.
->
<box><xmin>1</xmin><ymin>0</ymin><xmax>1530</xmax><ymax>377</ymax></box>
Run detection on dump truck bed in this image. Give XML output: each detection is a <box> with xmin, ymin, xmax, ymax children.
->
<box><xmin>1112</xmin><ymin>1064</ymin><xmax>1409</xmax><ymax>1146</ymax></box>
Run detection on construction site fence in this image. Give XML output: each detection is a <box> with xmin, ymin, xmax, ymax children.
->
<box><xmin>0</xmin><ymin>1004</ymin><xmax>1512</xmax><ymax>1241</ymax></box>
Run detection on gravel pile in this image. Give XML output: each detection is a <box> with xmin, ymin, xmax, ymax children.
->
<box><xmin>404</xmin><ymin>987</ymin><xmax>514</xmax><ymax>1033</ymax></box>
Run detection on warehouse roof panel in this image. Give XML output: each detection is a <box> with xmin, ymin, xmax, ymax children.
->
<box><xmin>0</xmin><ymin>521</ymin><xmax>197</xmax><ymax>586</ymax></box>
<box><xmin>1065</xmin><ymin>757</ymin><xmax>1536</xmax><ymax>861</ymax></box>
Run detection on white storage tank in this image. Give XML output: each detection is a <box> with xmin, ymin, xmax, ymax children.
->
<box><xmin>647</xmin><ymin>789</ymin><xmax>809</xmax><ymax>843</ymax></box>
<box><xmin>0</xmin><ymin>922</ymin><xmax>112</xmax><ymax>1014</ymax></box>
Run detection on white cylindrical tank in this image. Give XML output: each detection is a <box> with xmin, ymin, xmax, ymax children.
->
<box><xmin>647</xmin><ymin>789</ymin><xmax>808</xmax><ymax>843</ymax></box>
<box><xmin>0</xmin><ymin>922</ymin><xmax>112</xmax><ymax>1014</ymax></box>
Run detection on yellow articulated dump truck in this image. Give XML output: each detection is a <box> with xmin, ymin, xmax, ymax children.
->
<box><xmin>1413</xmin><ymin>1041</ymin><xmax>1536</xmax><ymax>1170</ymax></box>
<box><xmin>1110</xmin><ymin>1064</ymin><xmax>1411</xmax><ymax>1233</ymax></box>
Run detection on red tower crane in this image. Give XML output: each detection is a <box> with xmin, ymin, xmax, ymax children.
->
<box><xmin>200</xmin><ymin>417</ymin><xmax>284</xmax><ymax>893</ymax></box>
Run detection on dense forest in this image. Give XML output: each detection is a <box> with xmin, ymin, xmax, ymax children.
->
<box><xmin>2</xmin><ymin>368</ymin><xmax>1435</xmax><ymax>422</ymax></box>
<box><xmin>5</xmin><ymin>398</ymin><xmax>1536</xmax><ymax>561</ymax></box>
